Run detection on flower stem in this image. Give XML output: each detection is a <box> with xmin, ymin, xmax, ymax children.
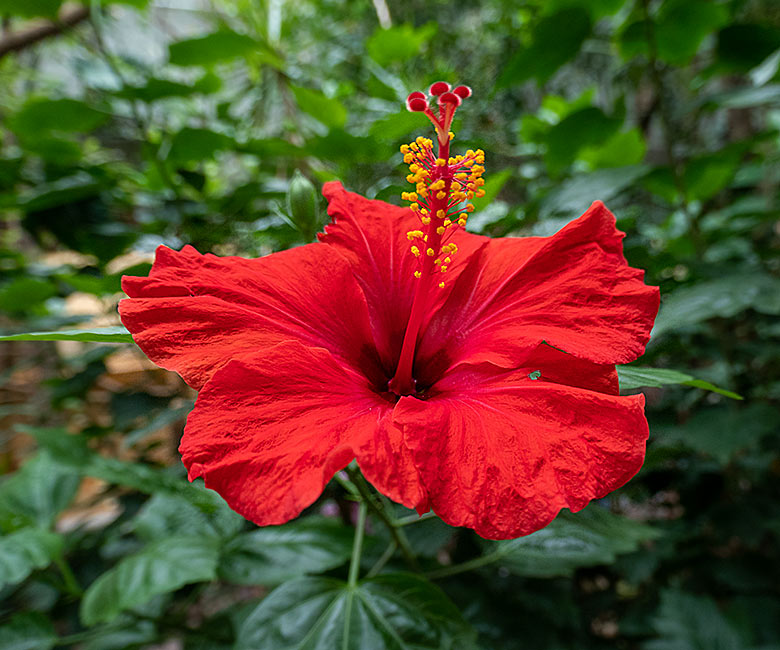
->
<box><xmin>425</xmin><ymin>549</ymin><xmax>506</xmax><ymax>580</ymax></box>
<box><xmin>345</xmin><ymin>465</ymin><xmax>421</xmax><ymax>572</ymax></box>
<box><xmin>348</xmin><ymin>500</ymin><xmax>368</xmax><ymax>588</ymax></box>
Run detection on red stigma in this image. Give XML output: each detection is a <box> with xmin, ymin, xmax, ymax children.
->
<box><xmin>405</xmin><ymin>81</ymin><xmax>473</xmax><ymax>147</ymax></box>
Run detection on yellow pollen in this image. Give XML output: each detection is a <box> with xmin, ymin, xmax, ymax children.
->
<box><xmin>451</xmin><ymin>182</ymin><xmax>461</xmax><ymax>191</ymax></box>
<box><xmin>440</xmin><ymin>265</ymin><xmax>448</xmax><ymax>272</ymax></box>
<box><xmin>435</xmin><ymin>158</ymin><xmax>446</xmax><ymax>167</ymax></box>
<box><xmin>476</xmin><ymin>189</ymin><xmax>485</xmax><ymax>197</ymax></box>
<box><xmin>443</xmin><ymin>219</ymin><xmax>452</xmax><ymax>227</ymax></box>
<box><xmin>436</xmin><ymin>210</ymin><xmax>445</xmax><ymax>219</ymax></box>
<box><xmin>410</xmin><ymin>203</ymin><xmax>419</xmax><ymax>212</ymax></box>
<box><xmin>448</xmin><ymin>131</ymin><xmax>455</xmax><ymax>140</ymax></box>
<box><xmin>467</xmin><ymin>191</ymin><xmax>474</xmax><ymax>199</ymax></box>
<box><xmin>414</xmin><ymin>271</ymin><xmax>421</xmax><ymax>278</ymax></box>
<box><xmin>426</xmin><ymin>248</ymin><xmax>435</xmax><ymax>257</ymax></box>
<box><xmin>410</xmin><ymin>246</ymin><xmax>420</xmax><ymax>257</ymax></box>
<box><xmin>444</xmin><ymin>256</ymin><xmax>451</xmax><ymax>263</ymax></box>
<box><xmin>421</xmin><ymin>217</ymin><xmax>431</xmax><ymax>225</ymax></box>
<box><xmin>439</xmin><ymin>282</ymin><xmax>445</xmax><ymax>288</ymax></box>
<box><xmin>407</xmin><ymin>230</ymin><xmax>424</xmax><ymax>240</ymax></box>
<box><xmin>458</xmin><ymin>218</ymin><xmax>467</xmax><ymax>227</ymax></box>
<box><xmin>436</xmin><ymin>226</ymin><xmax>445</xmax><ymax>235</ymax></box>
<box><xmin>466</xmin><ymin>203</ymin><xmax>475</xmax><ymax>212</ymax></box>
<box><xmin>404</xmin><ymin>153</ymin><xmax>414</xmax><ymax>163</ymax></box>
<box><xmin>436</xmin><ymin>191</ymin><xmax>446</xmax><ymax>200</ymax></box>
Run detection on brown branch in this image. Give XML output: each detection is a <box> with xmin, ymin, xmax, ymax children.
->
<box><xmin>0</xmin><ymin>5</ymin><xmax>89</xmax><ymax>61</ymax></box>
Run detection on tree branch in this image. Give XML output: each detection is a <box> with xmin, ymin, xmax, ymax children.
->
<box><xmin>0</xmin><ymin>5</ymin><xmax>90</xmax><ymax>61</ymax></box>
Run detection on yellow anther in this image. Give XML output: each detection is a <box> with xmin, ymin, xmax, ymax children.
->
<box><xmin>475</xmin><ymin>189</ymin><xmax>485</xmax><ymax>197</ymax></box>
<box><xmin>436</xmin><ymin>191</ymin><xmax>446</xmax><ymax>200</ymax></box>
<box><xmin>406</xmin><ymin>174</ymin><xmax>416</xmax><ymax>183</ymax></box>
<box><xmin>411</xmin><ymin>246</ymin><xmax>420</xmax><ymax>257</ymax></box>
<box><xmin>414</xmin><ymin>271</ymin><xmax>422</xmax><ymax>278</ymax></box>
<box><xmin>439</xmin><ymin>281</ymin><xmax>445</xmax><ymax>288</ymax></box>
<box><xmin>451</xmin><ymin>182</ymin><xmax>461</xmax><ymax>192</ymax></box>
<box><xmin>416</xmin><ymin>136</ymin><xmax>426</xmax><ymax>145</ymax></box>
<box><xmin>410</xmin><ymin>142</ymin><xmax>419</xmax><ymax>151</ymax></box>
<box><xmin>409</xmin><ymin>164</ymin><xmax>420</xmax><ymax>173</ymax></box>
<box><xmin>400</xmin><ymin>144</ymin><xmax>410</xmax><ymax>153</ymax></box>
<box><xmin>435</xmin><ymin>158</ymin><xmax>446</xmax><ymax>167</ymax></box>
<box><xmin>426</xmin><ymin>248</ymin><xmax>435</xmax><ymax>257</ymax></box>
<box><xmin>404</xmin><ymin>153</ymin><xmax>414</xmax><ymax>163</ymax></box>
<box><xmin>420</xmin><ymin>207</ymin><xmax>428</xmax><ymax>215</ymax></box>
<box><xmin>440</xmin><ymin>265</ymin><xmax>448</xmax><ymax>272</ymax></box>
<box><xmin>434</xmin><ymin>258</ymin><xmax>441</xmax><ymax>265</ymax></box>
<box><xmin>436</xmin><ymin>226</ymin><xmax>445</xmax><ymax>235</ymax></box>
<box><xmin>431</xmin><ymin>180</ymin><xmax>445</xmax><ymax>191</ymax></box>
<box><xmin>475</xmin><ymin>178</ymin><xmax>485</xmax><ymax>186</ymax></box>
<box><xmin>443</xmin><ymin>219</ymin><xmax>452</xmax><ymax>227</ymax></box>
<box><xmin>421</xmin><ymin>216</ymin><xmax>431</xmax><ymax>225</ymax></box>
<box><xmin>466</xmin><ymin>149</ymin><xmax>475</xmax><ymax>156</ymax></box>
<box><xmin>458</xmin><ymin>218</ymin><xmax>467</xmax><ymax>227</ymax></box>
<box><xmin>448</xmin><ymin>131</ymin><xmax>455</xmax><ymax>140</ymax></box>
<box><xmin>410</xmin><ymin>203</ymin><xmax>419</xmax><ymax>212</ymax></box>
<box><xmin>444</xmin><ymin>256</ymin><xmax>451</xmax><ymax>263</ymax></box>
<box><xmin>466</xmin><ymin>204</ymin><xmax>475</xmax><ymax>212</ymax></box>
<box><xmin>407</xmin><ymin>230</ymin><xmax>424</xmax><ymax>240</ymax></box>
<box><xmin>464</xmin><ymin>159</ymin><xmax>474</xmax><ymax>167</ymax></box>
<box><xmin>455</xmin><ymin>173</ymin><xmax>468</xmax><ymax>181</ymax></box>
<box><xmin>436</xmin><ymin>209</ymin><xmax>445</xmax><ymax>219</ymax></box>
<box><xmin>467</xmin><ymin>191</ymin><xmax>474</xmax><ymax>199</ymax></box>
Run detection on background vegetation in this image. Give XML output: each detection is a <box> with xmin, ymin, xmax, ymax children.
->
<box><xmin>0</xmin><ymin>0</ymin><xmax>778</xmax><ymax>648</ymax></box>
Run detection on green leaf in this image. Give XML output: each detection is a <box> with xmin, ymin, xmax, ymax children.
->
<box><xmin>133</xmin><ymin>492</ymin><xmax>243</xmax><ymax>542</ymax></box>
<box><xmin>366</xmin><ymin>23</ymin><xmax>437</xmax><ymax>67</ymax></box>
<box><xmin>235</xmin><ymin>574</ymin><xmax>476</xmax><ymax>649</ymax></box>
<box><xmin>0</xmin><ymin>278</ymin><xmax>56</xmax><ymax>314</ymax></box>
<box><xmin>0</xmin><ymin>0</ymin><xmax>62</xmax><ymax>19</ymax></box>
<box><xmin>0</xmin><ymin>612</ymin><xmax>56</xmax><ymax>650</ymax></box>
<box><xmin>167</xmin><ymin>127</ymin><xmax>236</xmax><ymax>163</ymax></box>
<box><xmin>472</xmin><ymin>168</ymin><xmax>512</xmax><ymax>207</ymax></box>
<box><xmin>715</xmin><ymin>24</ymin><xmax>780</xmax><ymax>73</ymax></box>
<box><xmin>545</xmin><ymin>107</ymin><xmax>622</xmax><ymax>173</ymax></box>
<box><xmin>369</xmin><ymin>111</ymin><xmax>425</xmax><ymax>142</ymax></box>
<box><xmin>498</xmin><ymin>8</ymin><xmax>591</xmax><ymax>87</ymax></box>
<box><xmin>540</xmin><ymin>165</ymin><xmax>649</xmax><ymax>218</ymax></box>
<box><xmin>219</xmin><ymin>517</ymin><xmax>353</xmax><ymax>586</ymax></box>
<box><xmin>580</xmin><ymin>128</ymin><xmax>647</xmax><ymax>169</ymax></box>
<box><xmin>653</xmin><ymin>273</ymin><xmax>780</xmax><ymax>336</ymax></box>
<box><xmin>168</xmin><ymin>29</ymin><xmax>261</xmax><ymax>66</ymax></box>
<box><xmin>0</xmin><ymin>528</ymin><xmax>63</xmax><ymax>590</ymax></box>
<box><xmin>655</xmin><ymin>0</ymin><xmax>729</xmax><ymax>64</ymax></box>
<box><xmin>0</xmin><ymin>452</ymin><xmax>80</xmax><ymax>532</ymax></box>
<box><xmin>114</xmin><ymin>73</ymin><xmax>221</xmax><ymax>102</ymax></box>
<box><xmin>645</xmin><ymin>589</ymin><xmax>750</xmax><ymax>650</ymax></box>
<box><xmin>0</xmin><ymin>326</ymin><xmax>133</xmax><ymax>343</ymax></box>
<box><xmin>491</xmin><ymin>505</ymin><xmax>659</xmax><ymax>578</ymax></box>
<box><xmin>684</xmin><ymin>153</ymin><xmax>740</xmax><ymax>202</ymax></box>
<box><xmin>290</xmin><ymin>85</ymin><xmax>348</xmax><ymax>129</ymax></box>
<box><xmin>9</xmin><ymin>99</ymin><xmax>109</xmax><ymax>136</ymax></box>
<box><xmin>702</xmin><ymin>84</ymin><xmax>780</xmax><ymax>109</ymax></box>
<box><xmin>617</xmin><ymin>366</ymin><xmax>743</xmax><ymax>399</ymax></box>
<box><xmin>80</xmin><ymin>536</ymin><xmax>220</xmax><ymax>625</ymax></box>
<box><xmin>653</xmin><ymin>404</ymin><xmax>778</xmax><ymax>465</ymax></box>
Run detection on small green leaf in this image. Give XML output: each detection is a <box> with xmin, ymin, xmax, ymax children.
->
<box><xmin>545</xmin><ymin>106</ymin><xmax>622</xmax><ymax>173</ymax></box>
<box><xmin>366</xmin><ymin>23</ymin><xmax>437</xmax><ymax>67</ymax></box>
<box><xmin>715</xmin><ymin>24</ymin><xmax>780</xmax><ymax>73</ymax></box>
<box><xmin>167</xmin><ymin>127</ymin><xmax>236</xmax><ymax>163</ymax></box>
<box><xmin>235</xmin><ymin>574</ymin><xmax>476</xmax><ymax>649</ymax></box>
<box><xmin>133</xmin><ymin>493</ymin><xmax>243</xmax><ymax>542</ymax></box>
<box><xmin>580</xmin><ymin>128</ymin><xmax>647</xmax><ymax>169</ymax></box>
<box><xmin>219</xmin><ymin>517</ymin><xmax>353</xmax><ymax>586</ymax></box>
<box><xmin>498</xmin><ymin>8</ymin><xmax>591</xmax><ymax>86</ymax></box>
<box><xmin>0</xmin><ymin>612</ymin><xmax>56</xmax><ymax>650</ymax></box>
<box><xmin>290</xmin><ymin>85</ymin><xmax>348</xmax><ymax>129</ymax></box>
<box><xmin>0</xmin><ymin>278</ymin><xmax>56</xmax><ymax>314</ymax></box>
<box><xmin>0</xmin><ymin>528</ymin><xmax>63</xmax><ymax>590</ymax></box>
<box><xmin>617</xmin><ymin>366</ymin><xmax>743</xmax><ymax>399</ymax></box>
<box><xmin>0</xmin><ymin>0</ymin><xmax>62</xmax><ymax>19</ymax></box>
<box><xmin>654</xmin><ymin>0</ymin><xmax>729</xmax><ymax>64</ymax></box>
<box><xmin>0</xmin><ymin>326</ymin><xmax>133</xmax><ymax>343</ymax></box>
<box><xmin>0</xmin><ymin>452</ymin><xmax>80</xmax><ymax>532</ymax></box>
<box><xmin>168</xmin><ymin>29</ymin><xmax>260</xmax><ymax>66</ymax></box>
<box><xmin>9</xmin><ymin>98</ymin><xmax>109</xmax><ymax>135</ymax></box>
<box><xmin>491</xmin><ymin>505</ymin><xmax>659</xmax><ymax>578</ymax></box>
<box><xmin>80</xmin><ymin>536</ymin><xmax>219</xmax><ymax>625</ymax></box>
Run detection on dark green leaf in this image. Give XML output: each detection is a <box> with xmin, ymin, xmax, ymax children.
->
<box><xmin>0</xmin><ymin>452</ymin><xmax>80</xmax><ymax>532</ymax></box>
<box><xmin>0</xmin><ymin>612</ymin><xmax>56</xmax><ymax>650</ymax></box>
<box><xmin>9</xmin><ymin>99</ymin><xmax>109</xmax><ymax>135</ymax></box>
<box><xmin>645</xmin><ymin>589</ymin><xmax>749</xmax><ymax>650</ymax></box>
<box><xmin>498</xmin><ymin>8</ymin><xmax>591</xmax><ymax>86</ymax></box>
<box><xmin>167</xmin><ymin>127</ymin><xmax>235</xmax><ymax>163</ymax></box>
<box><xmin>219</xmin><ymin>517</ymin><xmax>353</xmax><ymax>586</ymax></box>
<box><xmin>655</xmin><ymin>0</ymin><xmax>729</xmax><ymax>64</ymax></box>
<box><xmin>702</xmin><ymin>84</ymin><xmax>780</xmax><ymax>109</ymax></box>
<box><xmin>168</xmin><ymin>30</ymin><xmax>261</xmax><ymax>66</ymax></box>
<box><xmin>0</xmin><ymin>278</ymin><xmax>56</xmax><ymax>314</ymax></box>
<box><xmin>617</xmin><ymin>366</ymin><xmax>742</xmax><ymax>399</ymax></box>
<box><xmin>0</xmin><ymin>326</ymin><xmax>133</xmax><ymax>343</ymax></box>
<box><xmin>715</xmin><ymin>24</ymin><xmax>780</xmax><ymax>73</ymax></box>
<box><xmin>653</xmin><ymin>274</ymin><xmax>780</xmax><ymax>336</ymax></box>
<box><xmin>80</xmin><ymin>536</ymin><xmax>220</xmax><ymax>625</ymax></box>
<box><xmin>366</xmin><ymin>23</ymin><xmax>437</xmax><ymax>67</ymax></box>
<box><xmin>133</xmin><ymin>492</ymin><xmax>243</xmax><ymax>542</ymax></box>
<box><xmin>492</xmin><ymin>505</ymin><xmax>659</xmax><ymax>578</ymax></box>
<box><xmin>235</xmin><ymin>574</ymin><xmax>476</xmax><ymax>649</ymax></box>
<box><xmin>290</xmin><ymin>85</ymin><xmax>348</xmax><ymax>129</ymax></box>
<box><xmin>114</xmin><ymin>73</ymin><xmax>221</xmax><ymax>102</ymax></box>
<box><xmin>545</xmin><ymin>107</ymin><xmax>622</xmax><ymax>173</ymax></box>
<box><xmin>0</xmin><ymin>0</ymin><xmax>61</xmax><ymax>19</ymax></box>
<box><xmin>0</xmin><ymin>528</ymin><xmax>63</xmax><ymax>590</ymax></box>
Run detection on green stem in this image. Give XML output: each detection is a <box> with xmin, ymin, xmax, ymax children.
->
<box><xmin>395</xmin><ymin>511</ymin><xmax>437</xmax><ymax>527</ymax></box>
<box><xmin>367</xmin><ymin>540</ymin><xmax>397</xmax><ymax>578</ymax></box>
<box><xmin>54</xmin><ymin>556</ymin><xmax>82</xmax><ymax>596</ymax></box>
<box><xmin>348</xmin><ymin>501</ymin><xmax>368</xmax><ymax>588</ymax></box>
<box><xmin>345</xmin><ymin>466</ymin><xmax>421</xmax><ymax>572</ymax></box>
<box><xmin>425</xmin><ymin>549</ymin><xmax>506</xmax><ymax>580</ymax></box>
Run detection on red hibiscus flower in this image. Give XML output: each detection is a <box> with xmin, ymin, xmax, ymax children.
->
<box><xmin>119</xmin><ymin>83</ymin><xmax>659</xmax><ymax>540</ymax></box>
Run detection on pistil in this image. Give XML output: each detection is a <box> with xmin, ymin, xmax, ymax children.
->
<box><xmin>388</xmin><ymin>82</ymin><xmax>485</xmax><ymax>396</ymax></box>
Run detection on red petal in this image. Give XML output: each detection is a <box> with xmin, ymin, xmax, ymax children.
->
<box><xmin>182</xmin><ymin>341</ymin><xmax>426</xmax><ymax>525</ymax></box>
<box><xmin>120</xmin><ymin>242</ymin><xmax>380</xmax><ymax>389</ymax></box>
<box><xmin>320</xmin><ymin>182</ymin><xmax>487</xmax><ymax>378</ymax></box>
<box><xmin>416</xmin><ymin>201</ymin><xmax>659</xmax><ymax>379</ymax></box>
<box><xmin>394</xmin><ymin>361</ymin><xmax>648</xmax><ymax>539</ymax></box>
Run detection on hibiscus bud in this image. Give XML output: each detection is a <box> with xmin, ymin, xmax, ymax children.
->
<box><xmin>286</xmin><ymin>170</ymin><xmax>320</xmax><ymax>239</ymax></box>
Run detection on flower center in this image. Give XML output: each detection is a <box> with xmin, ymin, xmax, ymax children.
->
<box><xmin>388</xmin><ymin>82</ymin><xmax>486</xmax><ymax>397</ymax></box>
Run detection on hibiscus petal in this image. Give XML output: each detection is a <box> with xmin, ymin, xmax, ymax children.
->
<box><xmin>415</xmin><ymin>201</ymin><xmax>659</xmax><ymax>380</ymax></box>
<box><xmin>394</xmin><ymin>360</ymin><xmax>648</xmax><ymax>539</ymax></box>
<box><xmin>120</xmin><ymin>243</ymin><xmax>381</xmax><ymax>389</ymax></box>
<box><xmin>181</xmin><ymin>341</ymin><xmax>426</xmax><ymax>525</ymax></box>
<box><xmin>320</xmin><ymin>181</ymin><xmax>486</xmax><ymax>376</ymax></box>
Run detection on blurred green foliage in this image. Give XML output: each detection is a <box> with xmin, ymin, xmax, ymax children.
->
<box><xmin>0</xmin><ymin>0</ymin><xmax>778</xmax><ymax>648</ymax></box>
